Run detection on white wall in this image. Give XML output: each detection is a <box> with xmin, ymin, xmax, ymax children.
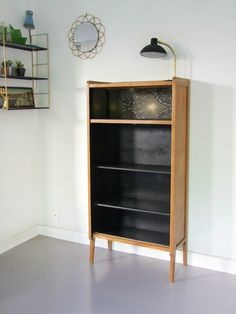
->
<box><xmin>36</xmin><ymin>0</ymin><xmax>236</xmax><ymax>264</ymax></box>
<box><xmin>1</xmin><ymin>0</ymin><xmax>236</xmax><ymax>272</ymax></box>
<box><xmin>0</xmin><ymin>1</ymin><xmax>44</xmax><ymax>252</ymax></box>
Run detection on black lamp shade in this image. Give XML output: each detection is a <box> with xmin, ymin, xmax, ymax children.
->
<box><xmin>140</xmin><ymin>38</ymin><xmax>167</xmax><ymax>58</ymax></box>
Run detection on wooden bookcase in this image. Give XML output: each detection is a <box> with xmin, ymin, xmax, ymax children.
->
<box><xmin>87</xmin><ymin>78</ymin><xmax>190</xmax><ymax>282</ymax></box>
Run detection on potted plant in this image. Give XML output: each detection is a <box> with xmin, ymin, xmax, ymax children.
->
<box><xmin>15</xmin><ymin>60</ymin><xmax>26</xmax><ymax>77</ymax></box>
<box><xmin>1</xmin><ymin>59</ymin><xmax>14</xmax><ymax>76</ymax></box>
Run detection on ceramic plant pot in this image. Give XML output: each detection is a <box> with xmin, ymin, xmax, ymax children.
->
<box><xmin>16</xmin><ymin>68</ymin><xmax>26</xmax><ymax>77</ymax></box>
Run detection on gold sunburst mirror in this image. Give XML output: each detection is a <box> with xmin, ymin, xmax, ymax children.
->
<box><xmin>68</xmin><ymin>13</ymin><xmax>105</xmax><ymax>59</ymax></box>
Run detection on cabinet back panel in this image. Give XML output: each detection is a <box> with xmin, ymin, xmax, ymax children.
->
<box><xmin>92</xmin><ymin>206</ymin><xmax>170</xmax><ymax>234</ymax></box>
<box><xmin>92</xmin><ymin>170</ymin><xmax>170</xmax><ymax>204</ymax></box>
<box><xmin>90</xmin><ymin>87</ymin><xmax>172</xmax><ymax>120</ymax></box>
<box><xmin>90</xmin><ymin>124</ymin><xmax>171</xmax><ymax>166</ymax></box>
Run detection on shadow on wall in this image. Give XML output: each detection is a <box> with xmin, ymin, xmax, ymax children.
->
<box><xmin>73</xmin><ymin>84</ymin><xmax>89</xmax><ymax>233</ymax></box>
<box><xmin>189</xmin><ymin>80</ymin><xmax>234</xmax><ymax>260</ymax></box>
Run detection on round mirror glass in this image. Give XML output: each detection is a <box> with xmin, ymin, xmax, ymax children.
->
<box><xmin>74</xmin><ymin>22</ymin><xmax>98</xmax><ymax>52</ymax></box>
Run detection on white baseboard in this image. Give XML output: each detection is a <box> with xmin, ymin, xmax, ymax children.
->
<box><xmin>1</xmin><ymin>224</ymin><xmax>235</xmax><ymax>276</ymax></box>
<box><xmin>0</xmin><ymin>225</ymin><xmax>39</xmax><ymax>255</ymax></box>
<box><xmin>39</xmin><ymin>224</ymin><xmax>90</xmax><ymax>245</ymax></box>
<box><xmin>39</xmin><ymin>224</ymin><xmax>236</xmax><ymax>275</ymax></box>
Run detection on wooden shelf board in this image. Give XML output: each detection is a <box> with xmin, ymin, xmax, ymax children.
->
<box><xmin>88</xmin><ymin>80</ymin><xmax>173</xmax><ymax>88</ymax></box>
<box><xmin>96</xmin><ymin>163</ymin><xmax>171</xmax><ymax>174</ymax></box>
<box><xmin>5</xmin><ymin>106</ymin><xmax>49</xmax><ymax>111</ymax></box>
<box><xmin>95</xmin><ymin>197</ymin><xmax>170</xmax><ymax>216</ymax></box>
<box><xmin>0</xmin><ymin>75</ymin><xmax>48</xmax><ymax>80</ymax></box>
<box><xmin>90</xmin><ymin>119</ymin><xmax>172</xmax><ymax>125</ymax></box>
<box><xmin>95</xmin><ymin>227</ymin><xmax>170</xmax><ymax>249</ymax></box>
<box><xmin>0</xmin><ymin>41</ymin><xmax>47</xmax><ymax>51</ymax></box>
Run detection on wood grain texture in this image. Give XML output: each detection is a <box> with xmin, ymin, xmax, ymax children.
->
<box><xmin>172</xmin><ymin>77</ymin><xmax>190</xmax><ymax>86</ymax></box>
<box><xmin>90</xmin><ymin>238</ymin><xmax>95</xmax><ymax>264</ymax></box>
<box><xmin>87</xmin><ymin>78</ymin><xmax>190</xmax><ymax>282</ymax></box>
<box><xmin>170</xmin><ymin>251</ymin><xmax>176</xmax><ymax>283</ymax></box>
<box><xmin>90</xmin><ymin>119</ymin><xmax>172</xmax><ymax>125</ymax></box>
<box><xmin>108</xmin><ymin>240</ymin><xmax>112</xmax><ymax>251</ymax></box>
<box><xmin>87</xmin><ymin>80</ymin><xmax>110</xmax><ymax>84</ymax></box>
<box><xmin>170</xmin><ymin>78</ymin><xmax>190</xmax><ymax>251</ymax></box>
<box><xmin>183</xmin><ymin>241</ymin><xmax>188</xmax><ymax>266</ymax></box>
<box><xmin>95</xmin><ymin>233</ymin><xmax>170</xmax><ymax>252</ymax></box>
<box><xmin>184</xmin><ymin>82</ymin><xmax>190</xmax><ymax>266</ymax></box>
<box><xmin>87</xmin><ymin>82</ymin><xmax>92</xmax><ymax>240</ymax></box>
<box><xmin>176</xmin><ymin>238</ymin><xmax>186</xmax><ymax>248</ymax></box>
<box><xmin>88</xmin><ymin>80</ymin><xmax>172</xmax><ymax>89</ymax></box>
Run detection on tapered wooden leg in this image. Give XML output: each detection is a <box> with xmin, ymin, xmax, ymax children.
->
<box><xmin>169</xmin><ymin>251</ymin><xmax>176</xmax><ymax>283</ymax></box>
<box><xmin>108</xmin><ymin>240</ymin><xmax>112</xmax><ymax>251</ymax></box>
<box><xmin>183</xmin><ymin>241</ymin><xmax>188</xmax><ymax>266</ymax></box>
<box><xmin>90</xmin><ymin>238</ymin><xmax>95</xmax><ymax>264</ymax></box>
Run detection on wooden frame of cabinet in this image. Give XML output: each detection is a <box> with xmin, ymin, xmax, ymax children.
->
<box><xmin>87</xmin><ymin>77</ymin><xmax>190</xmax><ymax>282</ymax></box>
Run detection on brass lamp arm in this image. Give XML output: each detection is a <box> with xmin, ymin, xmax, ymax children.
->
<box><xmin>158</xmin><ymin>40</ymin><xmax>176</xmax><ymax>77</ymax></box>
<box><xmin>1</xmin><ymin>24</ymin><xmax>9</xmax><ymax>109</ymax></box>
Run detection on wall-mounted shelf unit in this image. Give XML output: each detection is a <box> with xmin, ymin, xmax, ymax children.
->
<box><xmin>0</xmin><ymin>40</ymin><xmax>47</xmax><ymax>51</ymax></box>
<box><xmin>87</xmin><ymin>78</ymin><xmax>190</xmax><ymax>282</ymax></box>
<box><xmin>0</xmin><ymin>75</ymin><xmax>48</xmax><ymax>80</ymax></box>
<box><xmin>0</xmin><ymin>22</ymin><xmax>50</xmax><ymax>110</ymax></box>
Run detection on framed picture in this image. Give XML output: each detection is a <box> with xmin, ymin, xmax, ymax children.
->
<box><xmin>0</xmin><ymin>86</ymin><xmax>35</xmax><ymax>109</ymax></box>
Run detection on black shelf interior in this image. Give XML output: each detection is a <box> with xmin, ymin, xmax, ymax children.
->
<box><xmin>96</xmin><ymin>163</ymin><xmax>171</xmax><ymax>174</ymax></box>
<box><xmin>98</xmin><ymin>226</ymin><xmax>169</xmax><ymax>246</ymax></box>
<box><xmin>90</xmin><ymin>121</ymin><xmax>171</xmax><ymax>246</ymax></box>
<box><xmin>95</xmin><ymin>197</ymin><xmax>170</xmax><ymax>216</ymax></box>
<box><xmin>93</xmin><ymin>206</ymin><xmax>170</xmax><ymax>246</ymax></box>
<box><xmin>91</xmin><ymin>124</ymin><xmax>171</xmax><ymax>166</ymax></box>
<box><xmin>92</xmin><ymin>168</ymin><xmax>171</xmax><ymax>206</ymax></box>
<box><xmin>0</xmin><ymin>75</ymin><xmax>48</xmax><ymax>80</ymax></box>
<box><xmin>0</xmin><ymin>41</ymin><xmax>47</xmax><ymax>51</ymax></box>
<box><xmin>90</xmin><ymin>86</ymin><xmax>172</xmax><ymax>120</ymax></box>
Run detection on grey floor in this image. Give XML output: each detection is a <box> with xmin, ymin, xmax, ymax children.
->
<box><xmin>0</xmin><ymin>236</ymin><xmax>236</xmax><ymax>314</ymax></box>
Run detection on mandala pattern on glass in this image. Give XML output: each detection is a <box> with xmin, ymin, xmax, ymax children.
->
<box><xmin>109</xmin><ymin>88</ymin><xmax>172</xmax><ymax>119</ymax></box>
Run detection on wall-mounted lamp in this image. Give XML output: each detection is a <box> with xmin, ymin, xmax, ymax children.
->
<box><xmin>140</xmin><ymin>37</ymin><xmax>176</xmax><ymax>77</ymax></box>
<box><xmin>23</xmin><ymin>10</ymin><xmax>35</xmax><ymax>44</ymax></box>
